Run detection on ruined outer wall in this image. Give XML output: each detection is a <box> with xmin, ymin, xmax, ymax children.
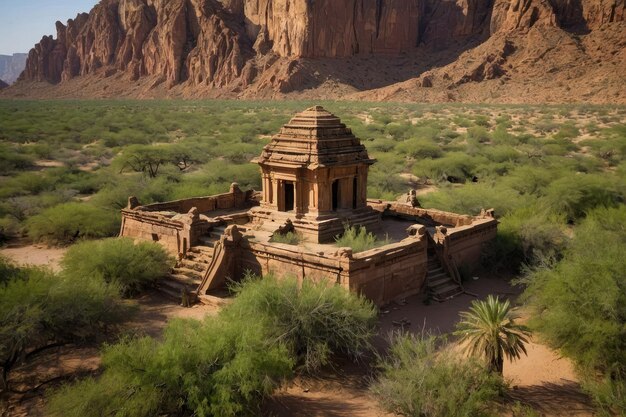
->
<box><xmin>236</xmin><ymin>233</ymin><xmax>428</xmax><ymax>306</ymax></box>
<box><xmin>141</xmin><ymin>186</ymin><xmax>253</xmax><ymax>214</ymax></box>
<box><xmin>237</xmin><ymin>240</ymin><xmax>346</xmax><ymax>286</ymax></box>
<box><xmin>120</xmin><ymin>185</ymin><xmax>256</xmax><ymax>256</ymax></box>
<box><xmin>119</xmin><ymin>210</ymin><xmax>185</xmax><ymax>254</ymax></box>
<box><xmin>374</xmin><ymin>201</ymin><xmax>498</xmax><ymax>271</ymax></box>
<box><xmin>370</xmin><ymin>200</ymin><xmax>473</xmax><ymax>227</ymax></box>
<box><xmin>345</xmin><ymin>236</ymin><xmax>428</xmax><ymax>305</ymax></box>
<box><xmin>444</xmin><ymin>218</ymin><xmax>498</xmax><ymax>271</ymax></box>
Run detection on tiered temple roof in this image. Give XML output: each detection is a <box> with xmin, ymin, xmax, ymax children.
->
<box><xmin>255</xmin><ymin>106</ymin><xmax>375</xmax><ymax>169</ymax></box>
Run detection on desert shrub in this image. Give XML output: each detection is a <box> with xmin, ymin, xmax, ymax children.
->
<box><xmin>367</xmin><ymin>166</ymin><xmax>406</xmax><ymax>200</ymax></box>
<box><xmin>335</xmin><ymin>225</ymin><xmax>391</xmax><ymax>253</ymax></box>
<box><xmin>269</xmin><ymin>231</ymin><xmax>303</xmax><ymax>245</ymax></box>
<box><xmin>49</xmin><ymin>318</ymin><xmax>293</xmax><ymax>417</ymax></box>
<box><xmin>48</xmin><ymin>274</ymin><xmax>376</xmax><ymax>416</ymax></box>
<box><xmin>371</xmin><ymin>333</ymin><xmax>504</xmax><ymax>417</ymax></box>
<box><xmin>396</xmin><ymin>138</ymin><xmax>443</xmax><ymax>159</ymax></box>
<box><xmin>369</xmin><ymin>137</ymin><xmax>396</xmax><ymax>152</ymax></box>
<box><xmin>483</xmin><ymin>205</ymin><xmax>568</xmax><ymax>272</ymax></box>
<box><xmin>521</xmin><ymin>206</ymin><xmax>626</xmax><ymax>414</ymax></box>
<box><xmin>503</xmin><ymin>165</ymin><xmax>559</xmax><ymax>196</ymax></box>
<box><xmin>413</xmin><ymin>152</ymin><xmax>488</xmax><ymax>183</ymax></box>
<box><xmin>0</xmin><ymin>144</ymin><xmax>33</xmax><ymax>174</ymax></box>
<box><xmin>420</xmin><ymin>182</ymin><xmax>524</xmax><ymax>217</ymax></box>
<box><xmin>543</xmin><ymin>174</ymin><xmax>622</xmax><ymax>222</ymax></box>
<box><xmin>225</xmin><ymin>275</ymin><xmax>377</xmax><ymax>372</ymax></box>
<box><xmin>552</xmin><ymin>123</ymin><xmax>580</xmax><ymax>140</ymax></box>
<box><xmin>467</xmin><ymin>126</ymin><xmax>491</xmax><ymax>143</ymax></box>
<box><xmin>0</xmin><ymin>258</ymin><xmax>127</xmax><ymax>390</ymax></box>
<box><xmin>480</xmin><ymin>145</ymin><xmax>521</xmax><ymax>163</ymax></box>
<box><xmin>25</xmin><ymin>202</ymin><xmax>119</xmax><ymax>245</ymax></box>
<box><xmin>61</xmin><ymin>238</ymin><xmax>173</xmax><ymax>297</ymax></box>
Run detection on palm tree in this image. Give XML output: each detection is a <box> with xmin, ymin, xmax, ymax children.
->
<box><xmin>454</xmin><ymin>295</ymin><xmax>531</xmax><ymax>374</ymax></box>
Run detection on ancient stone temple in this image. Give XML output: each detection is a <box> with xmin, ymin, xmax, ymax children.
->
<box><xmin>251</xmin><ymin>106</ymin><xmax>380</xmax><ymax>242</ymax></box>
<box><xmin>120</xmin><ymin>106</ymin><xmax>498</xmax><ymax>306</ymax></box>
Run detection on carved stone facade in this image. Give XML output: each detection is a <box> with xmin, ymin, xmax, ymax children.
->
<box><xmin>251</xmin><ymin>106</ymin><xmax>380</xmax><ymax>242</ymax></box>
<box><xmin>120</xmin><ymin>106</ymin><xmax>498</xmax><ymax>306</ymax></box>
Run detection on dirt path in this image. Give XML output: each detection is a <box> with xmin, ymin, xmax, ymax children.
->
<box><xmin>0</xmin><ymin>243</ymin><xmax>66</xmax><ymax>272</ymax></box>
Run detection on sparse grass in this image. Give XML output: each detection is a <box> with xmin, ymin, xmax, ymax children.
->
<box><xmin>335</xmin><ymin>225</ymin><xmax>391</xmax><ymax>253</ymax></box>
<box><xmin>270</xmin><ymin>231</ymin><xmax>303</xmax><ymax>245</ymax></box>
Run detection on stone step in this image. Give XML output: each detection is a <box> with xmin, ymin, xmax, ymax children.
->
<box><xmin>179</xmin><ymin>259</ymin><xmax>210</xmax><ymax>272</ymax></box>
<box><xmin>429</xmin><ymin>276</ymin><xmax>452</xmax><ymax>288</ymax></box>
<box><xmin>186</xmin><ymin>252</ymin><xmax>213</xmax><ymax>263</ymax></box>
<box><xmin>168</xmin><ymin>273</ymin><xmax>202</xmax><ymax>287</ymax></box>
<box><xmin>189</xmin><ymin>245</ymin><xmax>214</xmax><ymax>254</ymax></box>
<box><xmin>174</xmin><ymin>267</ymin><xmax>204</xmax><ymax>281</ymax></box>
<box><xmin>428</xmin><ymin>271</ymin><xmax>448</xmax><ymax>281</ymax></box>
<box><xmin>427</xmin><ymin>266</ymin><xmax>444</xmax><ymax>274</ymax></box>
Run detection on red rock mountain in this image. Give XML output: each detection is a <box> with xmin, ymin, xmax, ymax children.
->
<box><xmin>6</xmin><ymin>0</ymin><xmax>626</xmax><ymax>103</ymax></box>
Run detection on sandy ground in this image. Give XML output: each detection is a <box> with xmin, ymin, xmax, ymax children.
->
<box><xmin>0</xmin><ymin>244</ymin><xmax>594</xmax><ymax>417</ymax></box>
<box><xmin>0</xmin><ymin>244</ymin><xmax>66</xmax><ymax>272</ymax></box>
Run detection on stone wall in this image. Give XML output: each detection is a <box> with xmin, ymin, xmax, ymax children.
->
<box><xmin>140</xmin><ymin>184</ymin><xmax>253</xmax><ymax>214</ymax></box>
<box><xmin>344</xmin><ymin>236</ymin><xmax>428</xmax><ymax>305</ymax></box>
<box><xmin>437</xmin><ymin>218</ymin><xmax>498</xmax><ymax>271</ymax></box>
<box><xmin>235</xmin><ymin>229</ymin><xmax>428</xmax><ymax>306</ymax></box>
<box><xmin>119</xmin><ymin>209</ymin><xmax>188</xmax><ymax>254</ymax></box>
<box><xmin>120</xmin><ymin>184</ymin><xmax>255</xmax><ymax>256</ymax></box>
<box><xmin>370</xmin><ymin>200</ymin><xmax>474</xmax><ymax>227</ymax></box>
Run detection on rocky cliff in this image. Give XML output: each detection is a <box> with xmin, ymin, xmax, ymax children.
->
<box><xmin>0</xmin><ymin>53</ymin><xmax>28</xmax><ymax>84</ymax></box>
<box><xmin>7</xmin><ymin>0</ymin><xmax>626</xmax><ymax>103</ymax></box>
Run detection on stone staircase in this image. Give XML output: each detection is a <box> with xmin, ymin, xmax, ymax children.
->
<box><xmin>157</xmin><ymin>225</ymin><xmax>227</xmax><ymax>304</ymax></box>
<box><xmin>426</xmin><ymin>251</ymin><xmax>463</xmax><ymax>302</ymax></box>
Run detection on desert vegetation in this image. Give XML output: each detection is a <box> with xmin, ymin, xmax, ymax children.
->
<box><xmin>46</xmin><ymin>275</ymin><xmax>376</xmax><ymax>417</ymax></box>
<box><xmin>0</xmin><ymin>99</ymin><xmax>625</xmax><ymax>415</ymax></box>
<box><xmin>0</xmin><ymin>240</ymin><xmax>171</xmax><ymax>393</ymax></box>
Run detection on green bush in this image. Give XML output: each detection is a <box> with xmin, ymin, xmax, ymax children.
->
<box><xmin>48</xmin><ymin>274</ymin><xmax>376</xmax><ymax>416</ymax></box>
<box><xmin>61</xmin><ymin>238</ymin><xmax>173</xmax><ymax>297</ymax></box>
<box><xmin>522</xmin><ymin>206</ymin><xmax>626</xmax><ymax>414</ymax></box>
<box><xmin>371</xmin><ymin>333</ymin><xmax>504</xmax><ymax>417</ymax></box>
<box><xmin>225</xmin><ymin>275</ymin><xmax>377</xmax><ymax>372</ymax></box>
<box><xmin>420</xmin><ymin>182</ymin><xmax>524</xmax><ymax>217</ymax></box>
<box><xmin>269</xmin><ymin>231</ymin><xmax>303</xmax><ymax>245</ymax></box>
<box><xmin>483</xmin><ymin>205</ymin><xmax>568</xmax><ymax>271</ymax></box>
<box><xmin>335</xmin><ymin>225</ymin><xmax>391</xmax><ymax>253</ymax></box>
<box><xmin>48</xmin><ymin>318</ymin><xmax>293</xmax><ymax>417</ymax></box>
<box><xmin>0</xmin><ymin>258</ymin><xmax>127</xmax><ymax>390</ymax></box>
<box><xmin>543</xmin><ymin>174</ymin><xmax>622</xmax><ymax>222</ymax></box>
<box><xmin>25</xmin><ymin>202</ymin><xmax>119</xmax><ymax>245</ymax></box>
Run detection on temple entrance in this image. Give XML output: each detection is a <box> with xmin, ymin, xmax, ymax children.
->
<box><xmin>284</xmin><ymin>182</ymin><xmax>295</xmax><ymax>212</ymax></box>
<box><xmin>332</xmin><ymin>180</ymin><xmax>339</xmax><ymax>211</ymax></box>
<box><xmin>353</xmin><ymin>177</ymin><xmax>358</xmax><ymax>209</ymax></box>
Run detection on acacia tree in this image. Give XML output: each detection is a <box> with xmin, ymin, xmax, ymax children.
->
<box><xmin>118</xmin><ymin>145</ymin><xmax>169</xmax><ymax>178</ymax></box>
<box><xmin>454</xmin><ymin>295</ymin><xmax>530</xmax><ymax>374</ymax></box>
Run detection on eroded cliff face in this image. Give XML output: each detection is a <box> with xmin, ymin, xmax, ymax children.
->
<box><xmin>14</xmin><ymin>0</ymin><xmax>626</xmax><ymax>100</ymax></box>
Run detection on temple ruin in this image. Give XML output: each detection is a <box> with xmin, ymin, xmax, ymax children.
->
<box><xmin>120</xmin><ymin>106</ymin><xmax>497</xmax><ymax>306</ymax></box>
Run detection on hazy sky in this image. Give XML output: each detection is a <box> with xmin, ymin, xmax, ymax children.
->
<box><xmin>0</xmin><ymin>0</ymin><xmax>98</xmax><ymax>55</ymax></box>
